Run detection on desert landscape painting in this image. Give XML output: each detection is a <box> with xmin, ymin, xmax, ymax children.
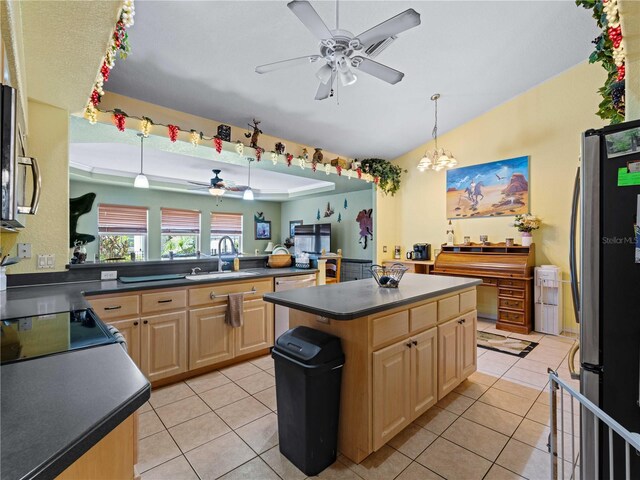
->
<box><xmin>446</xmin><ymin>156</ymin><xmax>530</xmax><ymax>219</ymax></box>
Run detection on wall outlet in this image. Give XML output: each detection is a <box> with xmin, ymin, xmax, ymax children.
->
<box><xmin>382</xmin><ymin>246</ymin><xmax>387</xmax><ymax>253</ymax></box>
<box><xmin>37</xmin><ymin>254</ymin><xmax>55</xmax><ymax>269</ymax></box>
<box><xmin>101</xmin><ymin>271</ymin><xmax>118</xmax><ymax>280</ymax></box>
<box><xmin>17</xmin><ymin>243</ymin><xmax>31</xmax><ymax>259</ymax></box>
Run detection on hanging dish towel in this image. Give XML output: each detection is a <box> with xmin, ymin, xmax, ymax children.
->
<box><xmin>225</xmin><ymin>292</ymin><xmax>244</xmax><ymax>327</ymax></box>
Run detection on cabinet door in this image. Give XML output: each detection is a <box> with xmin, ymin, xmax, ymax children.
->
<box><xmin>460</xmin><ymin>311</ymin><xmax>477</xmax><ymax>379</ymax></box>
<box><xmin>235</xmin><ymin>299</ymin><xmax>274</xmax><ymax>357</ymax></box>
<box><xmin>372</xmin><ymin>340</ymin><xmax>412</xmax><ymax>451</ymax></box>
<box><xmin>140</xmin><ymin>311</ymin><xmax>187</xmax><ymax>382</ymax></box>
<box><xmin>437</xmin><ymin>318</ymin><xmax>461</xmax><ymax>400</ymax></box>
<box><xmin>107</xmin><ymin>318</ymin><xmax>141</xmax><ymax>367</ymax></box>
<box><xmin>411</xmin><ymin>328</ymin><xmax>438</xmax><ymax>418</ymax></box>
<box><xmin>189</xmin><ymin>306</ymin><xmax>234</xmax><ymax>370</ymax></box>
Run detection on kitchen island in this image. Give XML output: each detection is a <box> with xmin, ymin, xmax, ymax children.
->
<box><xmin>263</xmin><ymin>273</ymin><xmax>481</xmax><ymax>464</ymax></box>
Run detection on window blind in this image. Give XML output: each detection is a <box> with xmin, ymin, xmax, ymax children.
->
<box><xmin>98</xmin><ymin>204</ymin><xmax>148</xmax><ymax>234</ymax></box>
<box><xmin>211</xmin><ymin>213</ymin><xmax>243</xmax><ymax>235</ymax></box>
<box><xmin>161</xmin><ymin>208</ymin><xmax>201</xmax><ymax>234</ymax></box>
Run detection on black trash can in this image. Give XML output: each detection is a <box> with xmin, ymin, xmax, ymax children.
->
<box><xmin>271</xmin><ymin>326</ymin><xmax>344</xmax><ymax>476</ymax></box>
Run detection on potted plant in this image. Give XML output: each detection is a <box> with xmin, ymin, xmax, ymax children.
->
<box><xmin>358</xmin><ymin>158</ymin><xmax>406</xmax><ymax>196</ymax></box>
<box><xmin>513</xmin><ymin>214</ymin><xmax>541</xmax><ymax>247</ymax></box>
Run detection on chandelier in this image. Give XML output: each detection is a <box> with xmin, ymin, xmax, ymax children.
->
<box><xmin>417</xmin><ymin>93</ymin><xmax>457</xmax><ymax>172</ymax></box>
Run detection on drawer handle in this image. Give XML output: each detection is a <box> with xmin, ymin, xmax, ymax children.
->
<box><xmin>210</xmin><ymin>287</ymin><xmax>257</xmax><ymax>300</ymax></box>
<box><xmin>104</xmin><ymin>305</ymin><xmax>122</xmax><ymax>311</ymax></box>
<box><xmin>157</xmin><ymin>299</ymin><xmax>173</xmax><ymax>304</ymax></box>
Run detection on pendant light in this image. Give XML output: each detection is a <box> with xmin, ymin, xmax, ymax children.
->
<box><xmin>417</xmin><ymin>93</ymin><xmax>457</xmax><ymax>172</ymax></box>
<box><xmin>134</xmin><ymin>133</ymin><xmax>149</xmax><ymax>188</ymax></box>
<box><xmin>243</xmin><ymin>158</ymin><xmax>254</xmax><ymax>200</ymax></box>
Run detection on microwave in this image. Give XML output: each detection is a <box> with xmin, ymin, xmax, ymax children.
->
<box><xmin>1</xmin><ymin>84</ymin><xmax>40</xmax><ymax>230</ymax></box>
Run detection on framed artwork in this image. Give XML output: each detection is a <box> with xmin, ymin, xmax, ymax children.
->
<box><xmin>446</xmin><ymin>155</ymin><xmax>530</xmax><ymax>219</ymax></box>
<box><xmin>255</xmin><ymin>220</ymin><xmax>271</xmax><ymax>240</ymax></box>
<box><xmin>289</xmin><ymin>220</ymin><xmax>303</xmax><ymax>237</ymax></box>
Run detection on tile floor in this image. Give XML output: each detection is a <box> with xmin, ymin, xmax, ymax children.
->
<box><xmin>137</xmin><ymin>319</ymin><xmax>580</xmax><ymax>480</ymax></box>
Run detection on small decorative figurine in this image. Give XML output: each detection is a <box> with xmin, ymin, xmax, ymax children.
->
<box><xmin>446</xmin><ymin>220</ymin><xmax>455</xmax><ymax>246</ymax></box>
<box><xmin>275</xmin><ymin>142</ymin><xmax>286</xmax><ymax>155</ymax></box>
<box><xmin>244</xmin><ymin>119</ymin><xmax>262</xmax><ymax>148</ymax></box>
<box><xmin>313</xmin><ymin>148</ymin><xmax>323</xmax><ymax>164</ymax></box>
<box><xmin>217</xmin><ymin>124</ymin><xmax>231</xmax><ymax>142</ymax></box>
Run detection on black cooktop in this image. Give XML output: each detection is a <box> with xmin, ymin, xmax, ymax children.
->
<box><xmin>1</xmin><ymin>309</ymin><xmax>116</xmax><ymax>365</ymax></box>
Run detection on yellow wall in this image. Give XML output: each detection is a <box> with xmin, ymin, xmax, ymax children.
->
<box><xmin>378</xmin><ymin>62</ymin><xmax>607</xmax><ymax>332</ymax></box>
<box><xmin>1</xmin><ymin>100</ymin><xmax>70</xmax><ymax>273</ymax></box>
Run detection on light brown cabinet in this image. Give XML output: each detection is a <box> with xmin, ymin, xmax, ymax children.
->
<box><xmin>372</xmin><ymin>327</ymin><xmax>438</xmax><ymax>450</ymax></box>
<box><xmin>235</xmin><ymin>299</ymin><xmax>274</xmax><ymax>357</ymax></box>
<box><xmin>140</xmin><ymin>311</ymin><xmax>188</xmax><ymax>383</ymax></box>
<box><xmin>106</xmin><ymin>317</ymin><xmax>141</xmax><ymax>367</ymax></box>
<box><xmin>188</xmin><ymin>305</ymin><xmax>234</xmax><ymax>370</ymax></box>
<box><xmin>437</xmin><ymin>310</ymin><xmax>477</xmax><ymax>400</ymax></box>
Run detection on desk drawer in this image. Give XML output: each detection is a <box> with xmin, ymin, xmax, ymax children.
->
<box><xmin>189</xmin><ymin>279</ymin><xmax>272</xmax><ymax>307</ymax></box>
<box><xmin>498</xmin><ymin>288</ymin><xmax>525</xmax><ymax>299</ymax></box>
<box><xmin>372</xmin><ymin>310</ymin><xmax>409</xmax><ymax>349</ymax></box>
<box><xmin>141</xmin><ymin>290</ymin><xmax>187</xmax><ymax>314</ymax></box>
<box><xmin>498</xmin><ymin>309</ymin><xmax>525</xmax><ymax>325</ymax></box>
<box><xmin>481</xmin><ymin>277</ymin><xmax>498</xmax><ymax>286</ymax></box>
<box><xmin>498</xmin><ymin>297</ymin><xmax>524</xmax><ymax>311</ymax></box>
<box><xmin>89</xmin><ymin>295</ymin><xmax>139</xmax><ymax>320</ymax></box>
<box><xmin>498</xmin><ymin>279</ymin><xmax>526</xmax><ymax>289</ymax></box>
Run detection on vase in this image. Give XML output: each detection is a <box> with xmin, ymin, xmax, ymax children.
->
<box><xmin>521</xmin><ymin>232</ymin><xmax>533</xmax><ymax>247</ymax></box>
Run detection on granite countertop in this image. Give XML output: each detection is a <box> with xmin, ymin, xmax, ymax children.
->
<box><xmin>1</xmin><ymin>344</ymin><xmax>150</xmax><ymax>480</ymax></box>
<box><xmin>1</xmin><ymin>267</ymin><xmax>317</xmax><ymax>319</ymax></box>
<box><xmin>263</xmin><ymin>273</ymin><xmax>481</xmax><ymax>320</ymax></box>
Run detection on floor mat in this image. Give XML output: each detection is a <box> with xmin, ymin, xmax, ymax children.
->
<box><xmin>477</xmin><ymin>331</ymin><xmax>538</xmax><ymax>358</ymax></box>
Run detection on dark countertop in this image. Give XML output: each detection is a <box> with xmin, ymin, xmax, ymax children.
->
<box><xmin>263</xmin><ymin>273</ymin><xmax>482</xmax><ymax>320</ymax></box>
<box><xmin>1</xmin><ymin>344</ymin><xmax>150</xmax><ymax>480</ymax></box>
<box><xmin>1</xmin><ymin>267</ymin><xmax>317</xmax><ymax>319</ymax></box>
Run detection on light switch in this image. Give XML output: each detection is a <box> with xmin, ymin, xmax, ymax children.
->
<box><xmin>383</xmin><ymin>246</ymin><xmax>387</xmax><ymax>253</ymax></box>
<box><xmin>37</xmin><ymin>254</ymin><xmax>55</xmax><ymax>269</ymax></box>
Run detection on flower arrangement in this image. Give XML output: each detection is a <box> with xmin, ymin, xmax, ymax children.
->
<box><xmin>513</xmin><ymin>214</ymin><xmax>541</xmax><ymax>233</ymax></box>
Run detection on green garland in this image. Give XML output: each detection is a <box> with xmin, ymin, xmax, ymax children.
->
<box><xmin>359</xmin><ymin>158</ymin><xmax>406</xmax><ymax>196</ymax></box>
<box><xmin>576</xmin><ymin>0</ymin><xmax>625</xmax><ymax>124</ymax></box>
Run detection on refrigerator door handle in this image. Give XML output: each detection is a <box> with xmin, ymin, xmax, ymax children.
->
<box><xmin>568</xmin><ymin>342</ymin><xmax>580</xmax><ymax>380</ymax></box>
<box><xmin>569</xmin><ymin>165</ymin><xmax>580</xmax><ymax>323</ymax></box>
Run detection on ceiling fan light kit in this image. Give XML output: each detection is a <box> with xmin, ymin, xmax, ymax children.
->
<box><xmin>417</xmin><ymin>94</ymin><xmax>458</xmax><ymax>173</ymax></box>
<box><xmin>255</xmin><ymin>0</ymin><xmax>421</xmax><ymax>100</ymax></box>
<box><xmin>134</xmin><ymin>133</ymin><xmax>149</xmax><ymax>188</ymax></box>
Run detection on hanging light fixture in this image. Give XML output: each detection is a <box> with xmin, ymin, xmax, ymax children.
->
<box><xmin>243</xmin><ymin>158</ymin><xmax>255</xmax><ymax>200</ymax></box>
<box><xmin>417</xmin><ymin>93</ymin><xmax>458</xmax><ymax>172</ymax></box>
<box><xmin>134</xmin><ymin>133</ymin><xmax>149</xmax><ymax>188</ymax></box>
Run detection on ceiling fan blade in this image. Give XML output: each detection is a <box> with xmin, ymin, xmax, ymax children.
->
<box><xmin>351</xmin><ymin>57</ymin><xmax>404</xmax><ymax>85</ymax></box>
<box><xmin>187</xmin><ymin>180</ymin><xmax>210</xmax><ymax>187</ymax></box>
<box><xmin>226</xmin><ymin>185</ymin><xmax>250</xmax><ymax>192</ymax></box>
<box><xmin>255</xmin><ymin>55</ymin><xmax>321</xmax><ymax>74</ymax></box>
<box><xmin>287</xmin><ymin>1</ymin><xmax>333</xmax><ymax>40</ymax></box>
<box><xmin>355</xmin><ymin>9</ymin><xmax>421</xmax><ymax>49</ymax></box>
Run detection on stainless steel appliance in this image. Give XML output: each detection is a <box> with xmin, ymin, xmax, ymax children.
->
<box><xmin>294</xmin><ymin>224</ymin><xmax>331</xmax><ymax>255</ymax></box>
<box><xmin>1</xmin><ymin>84</ymin><xmax>40</xmax><ymax>231</ymax></box>
<box><xmin>570</xmin><ymin>120</ymin><xmax>640</xmax><ymax>478</ymax></box>
<box><xmin>274</xmin><ymin>273</ymin><xmax>317</xmax><ymax>338</ymax></box>
<box><xmin>0</xmin><ymin>309</ymin><xmax>119</xmax><ymax>365</ymax></box>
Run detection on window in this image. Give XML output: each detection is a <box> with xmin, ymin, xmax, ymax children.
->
<box><xmin>161</xmin><ymin>208</ymin><xmax>201</xmax><ymax>258</ymax></box>
<box><xmin>98</xmin><ymin>204</ymin><xmax>148</xmax><ymax>261</ymax></box>
<box><xmin>211</xmin><ymin>213</ymin><xmax>243</xmax><ymax>254</ymax></box>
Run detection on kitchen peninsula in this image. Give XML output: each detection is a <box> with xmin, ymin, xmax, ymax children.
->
<box><xmin>263</xmin><ymin>273</ymin><xmax>481</xmax><ymax>463</ymax></box>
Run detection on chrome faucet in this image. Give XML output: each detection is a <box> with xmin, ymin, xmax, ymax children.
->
<box><xmin>190</xmin><ymin>267</ymin><xmax>201</xmax><ymax>275</ymax></box>
<box><xmin>217</xmin><ymin>236</ymin><xmax>238</xmax><ymax>272</ymax></box>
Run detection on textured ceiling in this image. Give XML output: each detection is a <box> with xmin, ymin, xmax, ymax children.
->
<box><xmin>105</xmin><ymin>1</ymin><xmax>598</xmax><ymax>159</ymax></box>
<box><xmin>20</xmin><ymin>0</ymin><xmax>121</xmax><ymax>111</ymax></box>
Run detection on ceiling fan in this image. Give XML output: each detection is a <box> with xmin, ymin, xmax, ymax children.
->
<box><xmin>188</xmin><ymin>169</ymin><xmax>253</xmax><ymax>198</ymax></box>
<box><xmin>255</xmin><ymin>0</ymin><xmax>421</xmax><ymax>100</ymax></box>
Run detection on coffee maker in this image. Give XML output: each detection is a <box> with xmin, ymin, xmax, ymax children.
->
<box><xmin>407</xmin><ymin>243</ymin><xmax>431</xmax><ymax>260</ymax></box>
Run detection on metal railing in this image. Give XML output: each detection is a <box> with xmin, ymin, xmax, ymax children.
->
<box><xmin>548</xmin><ymin>370</ymin><xmax>640</xmax><ymax>479</ymax></box>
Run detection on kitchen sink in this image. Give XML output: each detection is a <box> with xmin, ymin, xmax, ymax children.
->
<box><xmin>185</xmin><ymin>271</ymin><xmax>258</xmax><ymax>281</ymax></box>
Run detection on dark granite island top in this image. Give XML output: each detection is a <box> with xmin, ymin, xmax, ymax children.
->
<box><xmin>1</xmin><ymin>344</ymin><xmax>150</xmax><ymax>480</ymax></box>
<box><xmin>263</xmin><ymin>273</ymin><xmax>481</xmax><ymax>320</ymax></box>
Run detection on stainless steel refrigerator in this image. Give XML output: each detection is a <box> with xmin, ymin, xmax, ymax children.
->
<box><xmin>571</xmin><ymin>120</ymin><xmax>640</xmax><ymax>478</ymax></box>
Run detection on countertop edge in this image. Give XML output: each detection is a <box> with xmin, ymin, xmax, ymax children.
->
<box><xmin>263</xmin><ymin>279</ymin><xmax>482</xmax><ymax>320</ymax></box>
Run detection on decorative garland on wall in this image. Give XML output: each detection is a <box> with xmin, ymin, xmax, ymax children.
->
<box><xmin>576</xmin><ymin>0</ymin><xmax>626</xmax><ymax>123</ymax></box>
<box><xmin>84</xmin><ymin>0</ymin><xmax>135</xmax><ymax>123</ymax></box>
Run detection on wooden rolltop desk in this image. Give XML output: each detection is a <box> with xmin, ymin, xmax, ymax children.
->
<box><xmin>433</xmin><ymin>243</ymin><xmax>535</xmax><ymax>334</ymax></box>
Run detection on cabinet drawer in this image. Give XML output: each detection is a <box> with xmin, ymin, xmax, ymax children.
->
<box><xmin>372</xmin><ymin>311</ymin><xmax>409</xmax><ymax>349</ymax></box>
<box><xmin>410</xmin><ymin>302</ymin><xmax>437</xmax><ymax>333</ymax></box>
<box><xmin>498</xmin><ymin>297</ymin><xmax>525</xmax><ymax>311</ymax></box>
<box><xmin>89</xmin><ymin>295</ymin><xmax>139</xmax><ymax>320</ymax></box>
<box><xmin>141</xmin><ymin>290</ymin><xmax>187</xmax><ymax>314</ymax></box>
<box><xmin>189</xmin><ymin>279</ymin><xmax>273</xmax><ymax>307</ymax></box>
<box><xmin>498</xmin><ymin>309</ymin><xmax>525</xmax><ymax>325</ymax></box>
<box><xmin>438</xmin><ymin>295</ymin><xmax>460</xmax><ymax>323</ymax></box>
<box><xmin>498</xmin><ymin>278</ymin><xmax>525</xmax><ymax>289</ymax></box>
<box><xmin>498</xmin><ymin>287</ymin><xmax>525</xmax><ymax>299</ymax></box>
<box><xmin>459</xmin><ymin>289</ymin><xmax>476</xmax><ymax>313</ymax></box>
